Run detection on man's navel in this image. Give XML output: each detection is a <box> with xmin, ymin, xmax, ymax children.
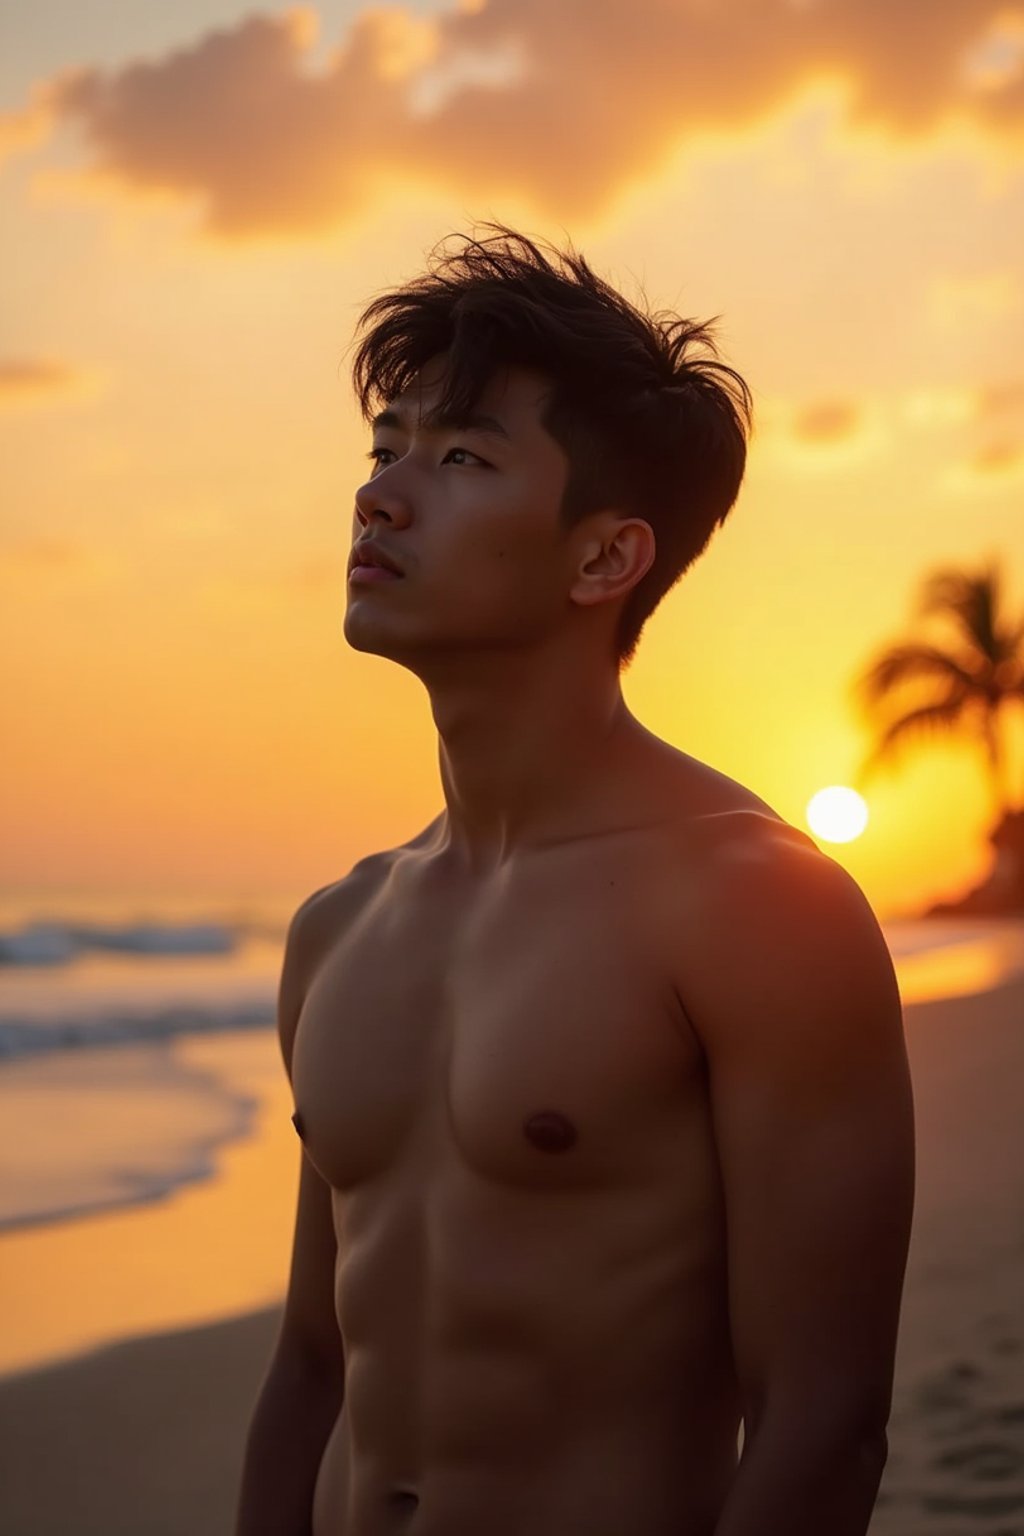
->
<box><xmin>522</xmin><ymin>1110</ymin><xmax>578</xmax><ymax>1152</ymax></box>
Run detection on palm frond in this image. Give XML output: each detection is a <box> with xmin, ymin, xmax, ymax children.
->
<box><xmin>851</xmin><ymin>644</ymin><xmax>979</xmax><ymax>715</ymax></box>
<box><xmin>1002</xmin><ymin>610</ymin><xmax>1024</xmax><ymax>657</ymax></box>
<box><xmin>851</xmin><ymin>554</ymin><xmax>1024</xmax><ymax>813</ymax></box>
<box><xmin>917</xmin><ymin>559</ymin><xmax>1002</xmax><ymax>662</ymax></box>
<box><xmin>853</xmin><ymin>696</ymin><xmax>972</xmax><ymax>789</ymax></box>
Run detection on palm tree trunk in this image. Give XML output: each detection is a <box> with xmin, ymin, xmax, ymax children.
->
<box><xmin>983</xmin><ymin>708</ymin><xmax>1012</xmax><ymax>823</ymax></box>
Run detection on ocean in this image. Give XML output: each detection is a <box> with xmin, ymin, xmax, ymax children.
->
<box><xmin>0</xmin><ymin>891</ymin><xmax>290</xmax><ymax>1235</ymax></box>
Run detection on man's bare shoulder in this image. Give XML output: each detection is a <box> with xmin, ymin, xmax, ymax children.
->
<box><xmin>641</xmin><ymin>745</ymin><xmax>891</xmax><ymax>1006</ymax></box>
<box><xmin>684</xmin><ymin>804</ymin><xmax>821</xmax><ymax>870</ymax></box>
<box><xmin>685</xmin><ymin>789</ymin><xmax>847</xmax><ymax>896</ymax></box>
<box><xmin>661</xmin><ymin>761</ymin><xmax>871</xmax><ymax>949</ymax></box>
<box><xmin>646</xmin><ymin>744</ymin><xmax>818</xmax><ymax>865</ymax></box>
<box><xmin>292</xmin><ymin>853</ymin><xmax>388</xmax><ymax>935</ymax></box>
<box><xmin>660</xmin><ymin>775</ymin><xmax>896</xmax><ymax>1052</ymax></box>
<box><xmin>293</xmin><ymin>815</ymin><xmax>447</xmax><ymax>941</ymax></box>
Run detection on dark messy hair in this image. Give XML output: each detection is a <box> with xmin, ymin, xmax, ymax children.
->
<box><xmin>348</xmin><ymin>221</ymin><xmax>753</xmax><ymax>669</ymax></box>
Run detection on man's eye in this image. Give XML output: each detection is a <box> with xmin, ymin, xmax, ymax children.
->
<box><xmin>365</xmin><ymin>446</ymin><xmax>486</xmax><ymax>469</ymax></box>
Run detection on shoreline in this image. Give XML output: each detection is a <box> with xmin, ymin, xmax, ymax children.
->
<box><xmin>0</xmin><ymin>1027</ymin><xmax>297</xmax><ymax>1381</ymax></box>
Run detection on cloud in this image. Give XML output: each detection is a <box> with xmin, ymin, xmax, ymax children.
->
<box><xmin>0</xmin><ymin>358</ymin><xmax>85</xmax><ymax>404</ymax></box>
<box><xmin>753</xmin><ymin>379</ymin><xmax>1024</xmax><ymax>486</ymax></box>
<box><xmin>928</xmin><ymin>375</ymin><xmax>1024</xmax><ymax>491</ymax></box>
<box><xmin>969</xmin><ymin>437</ymin><xmax>1024</xmax><ymax>473</ymax></box>
<box><xmin>0</xmin><ymin>537</ymin><xmax>89</xmax><ymax>571</ymax></box>
<box><xmin>3</xmin><ymin>0</ymin><xmax>1023</xmax><ymax>238</ymax></box>
<box><xmin>939</xmin><ymin>433</ymin><xmax>1024</xmax><ymax>492</ymax></box>
<box><xmin>791</xmin><ymin>399</ymin><xmax>861</xmax><ymax>443</ymax></box>
<box><xmin>960</xmin><ymin>6</ymin><xmax>1024</xmax><ymax>95</ymax></box>
<box><xmin>901</xmin><ymin>386</ymin><xmax>978</xmax><ymax>429</ymax></box>
<box><xmin>0</xmin><ymin>75</ymin><xmax>64</xmax><ymax>162</ymax></box>
<box><xmin>755</xmin><ymin>391</ymin><xmax>888</xmax><ymax>471</ymax></box>
<box><xmin>974</xmin><ymin>376</ymin><xmax>1024</xmax><ymax>421</ymax></box>
<box><xmin>956</xmin><ymin>378</ymin><xmax>1024</xmax><ymax>482</ymax></box>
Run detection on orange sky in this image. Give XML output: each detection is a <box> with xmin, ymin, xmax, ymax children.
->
<box><xmin>2</xmin><ymin>0</ymin><xmax>1023</xmax><ymax>920</ymax></box>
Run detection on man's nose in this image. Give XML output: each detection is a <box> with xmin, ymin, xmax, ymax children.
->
<box><xmin>353</xmin><ymin>470</ymin><xmax>414</xmax><ymax>529</ymax></box>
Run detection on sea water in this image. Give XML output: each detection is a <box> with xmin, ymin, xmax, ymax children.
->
<box><xmin>0</xmin><ymin>891</ymin><xmax>289</xmax><ymax>1233</ymax></box>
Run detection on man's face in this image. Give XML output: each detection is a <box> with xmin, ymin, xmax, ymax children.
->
<box><xmin>344</xmin><ymin>355</ymin><xmax>578</xmax><ymax>665</ymax></box>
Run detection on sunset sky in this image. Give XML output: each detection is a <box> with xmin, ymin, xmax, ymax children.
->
<box><xmin>2</xmin><ymin>0</ymin><xmax>1023</xmax><ymax>921</ymax></box>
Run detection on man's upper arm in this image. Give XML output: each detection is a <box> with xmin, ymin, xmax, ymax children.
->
<box><xmin>272</xmin><ymin>881</ymin><xmax>353</xmax><ymax>1382</ymax></box>
<box><xmin>679</xmin><ymin>825</ymin><xmax>916</xmax><ymax>1443</ymax></box>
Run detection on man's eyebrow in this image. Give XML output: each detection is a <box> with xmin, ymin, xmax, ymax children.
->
<box><xmin>370</xmin><ymin>407</ymin><xmax>511</xmax><ymax>442</ymax></box>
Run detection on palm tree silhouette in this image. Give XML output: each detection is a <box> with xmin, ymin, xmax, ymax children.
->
<box><xmin>851</xmin><ymin>556</ymin><xmax>1024</xmax><ymax>821</ymax></box>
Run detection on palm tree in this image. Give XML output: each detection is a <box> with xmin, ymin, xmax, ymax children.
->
<box><xmin>851</xmin><ymin>556</ymin><xmax>1024</xmax><ymax>821</ymax></box>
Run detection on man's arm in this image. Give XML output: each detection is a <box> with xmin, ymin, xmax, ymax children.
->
<box><xmin>234</xmin><ymin>881</ymin><xmax>351</xmax><ymax>1536</ymax></box>
<box><xmin>678</xmin><ymin>822</ymin><xmax>915</xmax><ymax>1536</ymax></box>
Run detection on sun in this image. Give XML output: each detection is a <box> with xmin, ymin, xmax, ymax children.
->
<box><xmin>806</xmin><ymin>785</ymin><xmax>869</xmax><ymax>844</ymax></box>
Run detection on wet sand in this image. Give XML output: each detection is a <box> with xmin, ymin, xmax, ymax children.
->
<box><xmin>1</xmin><ymin>976</ymin><xmax>1022</xmax><ymax>1534</ymax></box>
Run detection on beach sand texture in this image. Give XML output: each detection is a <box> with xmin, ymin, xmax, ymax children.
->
<box><xmin>0</xmin><ymin>976</ymin><xmax>1022</xmax><ymax>1535</ymax></box>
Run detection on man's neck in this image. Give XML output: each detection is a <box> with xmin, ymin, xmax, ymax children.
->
<box><xmin>424</xmin><ymin>650</ymin><xmax>643</xmax><ymax>875</ymax></box>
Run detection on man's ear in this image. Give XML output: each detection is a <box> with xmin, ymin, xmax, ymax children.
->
<box><xmin>569</xmin><ymin>518</ymin><xmax>656</xmax><ymax>609</ymax></box>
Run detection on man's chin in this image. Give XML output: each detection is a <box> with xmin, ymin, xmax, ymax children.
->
<box><xmin>343</xmin><ymin>612</ymin><xmax>413</xmax><ymax>661</ymax></box>
<box><xmin>343</xmin><ymin>626</ymin><xmax>393</xmax><ymax>657</ymax></box>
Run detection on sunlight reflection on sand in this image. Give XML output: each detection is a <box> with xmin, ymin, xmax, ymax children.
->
<box><xmin>888</xmin><ymin>919</ymin><xmax>1024</xmax><ymax>1005</ymax></box>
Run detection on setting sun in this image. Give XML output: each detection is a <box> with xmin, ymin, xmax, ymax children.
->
<box><xmin>806</xmin><ymin>785</ymin><xmax>869</xmax><ymax>844</ymax></box>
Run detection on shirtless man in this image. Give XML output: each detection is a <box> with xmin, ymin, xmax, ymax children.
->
<box><xmin>235</xmin><ymin>224</ymin><xmax>915</xmax><ymax>1536</ymax></box>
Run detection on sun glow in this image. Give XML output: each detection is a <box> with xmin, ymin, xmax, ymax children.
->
<box><xmin>806</xmin><ymin>785</ymin><xmax>869</xmax><ymax>844</ymax></box>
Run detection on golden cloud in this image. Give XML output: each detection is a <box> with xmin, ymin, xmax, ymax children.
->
<box><xmin>3</xmin><ymin>0</ymin><xmax>1023</xmax><ymax>238</ymax></box>
<box><xmin>0</xmin><ymin>358</ymin><xmax>83</xmax><ymax>404</ymax></box>
<box><xmin>974</xmin><ymin>377</ymin><xmax>1024</xmax><ymax>420</ymax></box>
<box><xmin>901</xmin><ymin>387</ymin><xmax>977</xmax><ymax>429</ymax></box>
<box><xmin>754</xmin><ymin>392</ymin><xmax>888</xmax><ymax>471</ymax></box>
<box><xmin>970</xmin><ymin>437</ymin><xmax>1023</xmax><ymax>472</ymax></box>
<box><xmin>791</xmin><ymin>399</ymin><xmax>861</xmax><ymax>443</ymax></box>
<box><xmin>0</xmin><ymin>537</ymin><xmax>88</xmax><ymax>570</ymax></box>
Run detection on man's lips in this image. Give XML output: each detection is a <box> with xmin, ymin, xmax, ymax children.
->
<box><xmin>348</xmin><ymin>541</ymin><xmax>404</xmax><ymax>578</ymax></box>
<box><xmin>349</xmin><ymin>564</ymin><xmax>402</xmax><ymax>583</ymax></box>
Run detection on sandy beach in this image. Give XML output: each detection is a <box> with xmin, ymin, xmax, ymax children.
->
<box><xmin>1</xmin><ymin>971</ymin><xmax>1022</xmax><ymax>1535</ymax></box>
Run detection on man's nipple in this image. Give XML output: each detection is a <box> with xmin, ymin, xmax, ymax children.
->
<box><xmin>523</xmin><ymin>1110</ymin><xmax>577</xmax><ymax>1152</ymax></box>
<box><xmin>291</xmin><ymin>1110</ymin><xmax>306</xmax><ymax>1142</ymax></box>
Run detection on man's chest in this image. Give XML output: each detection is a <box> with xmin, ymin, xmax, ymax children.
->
<box><xmin>291</xmin><ymin>846</ymin><xmax>708</xmax><ymax>1195</ymax></box>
